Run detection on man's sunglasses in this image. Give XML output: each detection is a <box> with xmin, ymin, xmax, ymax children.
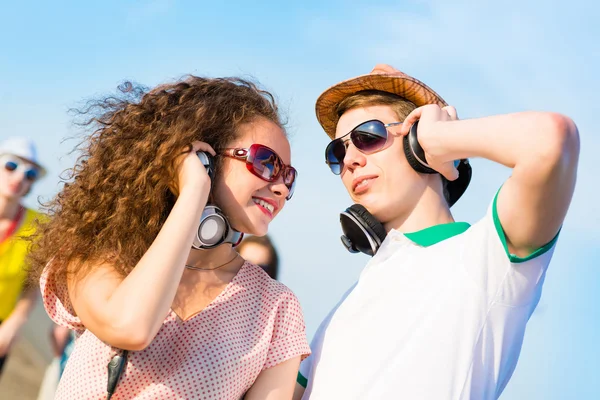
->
<box><xmin>325</xmin><ymin>119</ymin><xmax>401</xmax><ymax>175</ymax></box>
<box><xmin>222</xmin><ymin>144</ymin><xmax>297</xmax><ymax>200</ymax></box>
<box><xmin>1</xmin><ymin>156</ymin><xmax>40</xmax><ymax>182</ymax></box>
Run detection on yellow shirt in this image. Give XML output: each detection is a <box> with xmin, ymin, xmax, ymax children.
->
<box><xmin>0</xmin><ymin>208</ymin><xmax>40</xmax><ymax>321</ymax></box>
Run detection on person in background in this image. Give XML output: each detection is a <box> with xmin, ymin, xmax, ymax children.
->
<box><xmin>237</xmin><ymin>234</ymin><xmax>280</xmax><ymax>280</ymax></box>
<box><xmin>0</xmin><ymin>137</ymin><xmax>45</xmax><ymax>375</ymax></box>
<box><xmin>36</xmin><ymin>324</ymin><xmax>74</xmax><ymax>400</ymax></box>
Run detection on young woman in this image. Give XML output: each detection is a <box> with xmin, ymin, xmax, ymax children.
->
<box><xmin>29</xmin><ymin>76</ymin><xmax>310</xmax><ymax>399</ymax></box>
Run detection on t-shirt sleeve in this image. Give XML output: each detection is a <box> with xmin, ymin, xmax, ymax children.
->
<box><xmin>297</xmin><ymin>321</ymin><xmax>324</xmax><ymax>389</ymax></box>
<box><xmin>40</xmin><ymin>264</ymin><xmax>85</xmax><ymax>334</ymax></box>
<box><xmin>460</xmin><ymin>189</ymin><xmax>559</xmax><ymax>307</ymax></box>
<box><xmin>263</xmin><ymin>290</ymin><xmax>311</xmax><ymax>370</ymax></box>
<box><xmin>296</xmin><ymin>281</ymin><xmax>357</xmax><ymax>390</ymax></box>
<box><xmin>297</xmin><ymin>354</ymin><xmax>312</xmax><ymax>389</ymax></box>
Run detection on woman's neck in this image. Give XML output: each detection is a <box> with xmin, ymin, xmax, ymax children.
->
<box><xmin>185</xmin><ymin>244</ymin><xmax>241</xmax><ymax>271</ymax></box>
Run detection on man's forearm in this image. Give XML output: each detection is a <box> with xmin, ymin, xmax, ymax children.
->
<box><xmin>428</xmin><ymin>110</ymin><xmax>579</xmax><ymax>252</ymax></box>
<box><xmin>425</xmin><ymin>111</ymin><xmax>577</xmax><ymax>171</ymax></box>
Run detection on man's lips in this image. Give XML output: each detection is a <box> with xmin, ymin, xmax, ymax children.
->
<box><xmin>352</xmin><ymin>175</ymin><xmax>378</xmax><ymax>194</ymax></box>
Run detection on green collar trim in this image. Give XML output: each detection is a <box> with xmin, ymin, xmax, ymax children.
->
<box><xmin>297</xmin><ymin>372</ymin><xmax>308</xmax><ymax>388</ymax></box>
<box><xmin>403</xmin><ymin>222</ymin><xmax>471</xmax><ymax>247</ymax></box>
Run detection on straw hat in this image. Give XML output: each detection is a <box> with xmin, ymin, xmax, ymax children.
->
<box><xmin>316</xmin><ymin>64</ymin><xmax>448</xmax><ymax>139</ymax></box>
<box><xmin>315</xmin><ymin>64</ymin><xmax>470</xmax><ymax>206</ymax></box>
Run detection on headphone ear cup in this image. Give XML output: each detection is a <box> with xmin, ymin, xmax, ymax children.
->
<box><xmin>339</xmin><ymin>204</ymin><xmax>387</xmax><ymax>256</ymax></box>
<box><xmin>197</xmin><ymin>151</ymin><xmax>216</xmax><ymax>181</ymax></box>
<box><xmin>192</xmin><ymin>206</ymin><xmax>228</xmax><ymax>249</ymax></box>
<box><xmin>403</xmin><ymin>122</ymin><xmax>437</xmax><ymax>175</ymax></box>
<box><xmin>348</xmin><ymin>204</ymin><xmax>387</xmax><ymax>244</ymax></box>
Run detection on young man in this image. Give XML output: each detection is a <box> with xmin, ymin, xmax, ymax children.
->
<box><xmin>294</xmin><ymin>64</ymin><xmax>579</xmax><ymax>399</ymax></box>
<box><xmin>0</xmin><ymin>137</ymin><xmax>46</xmax><ymax>375</ymax></box>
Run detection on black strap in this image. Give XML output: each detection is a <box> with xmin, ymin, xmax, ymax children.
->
<box><xmin>106</xmin><ymin>350</ymin><xmax>129</xmax><ymax>400</ymax></box>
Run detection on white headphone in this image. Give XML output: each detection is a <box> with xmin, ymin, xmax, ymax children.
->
<box><xmin>192</xmin><ymin>152</ymin><xmax>243</xmax><ymax>249</ymax></box>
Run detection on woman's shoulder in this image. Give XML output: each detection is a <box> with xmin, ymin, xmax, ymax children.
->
<box><xmin>242</xmin><ymin>262</ymin><xmax>298</xmax><ymax>300</ymax></box>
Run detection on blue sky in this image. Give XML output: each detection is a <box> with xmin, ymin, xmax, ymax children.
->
<box><xmin>1</xmin><ymin>0</ymin><xmax>598</xmax><ymax>398</ymax></box>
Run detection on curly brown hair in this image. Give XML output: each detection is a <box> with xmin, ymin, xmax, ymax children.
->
<box><xmin>28</xmin><ymin>75</ymin><xmax>285</xmax><ymax>284</ymax></box>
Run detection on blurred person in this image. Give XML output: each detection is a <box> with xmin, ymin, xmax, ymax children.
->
<box><xmin>50</xmin><ymin>325</ymin><xmax>74</xmax><ymax>378</ymax></box>
<box><xmin>29</xmin><ymin>76</ymin><xmax>310</xmax><ymax>399</ymax></box>
<box><xmin>36</xmin><ymin>324</ymin><xmax>74</xmax><ymax>400</ymax></box>
<box><xmin>237</xmin><ymin>234</ymin><xmax>279</xmax><ymax>280</ymax></box>
<box><xmin>294</xmin><ymin>64</ymin><xmax>580</xmax><ymax>400</ymax></box>
<box><xmin>0</xmin><ymin>137</ymin><xmax>45</xmax><ymax>376</ymax></box>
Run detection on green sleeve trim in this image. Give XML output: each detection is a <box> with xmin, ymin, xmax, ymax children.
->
<box><xmin>297</xmin><ymin>372</ymin><xmax>308</xmax><ymax>388</ymax></box>
<box><xmin>492</xmin><ymin>188</ymin><xmax>560</xmax><ymax>263</ymax></box>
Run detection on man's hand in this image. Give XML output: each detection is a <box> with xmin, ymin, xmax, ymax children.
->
<box><xmin>400</xmin><ymin>104</ymin><xmax>461</xmax><ymax>181</ymax></box>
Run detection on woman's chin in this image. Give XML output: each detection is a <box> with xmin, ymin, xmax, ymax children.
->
<box><xmin>246</xmin><ymin>224</ymin><xmax>269</xmax><ymax>237</ymax></box>
<box><xmin>231</xmin><ymin>220</ymin><xmax>269</xmax><ymax>238</ymax></box>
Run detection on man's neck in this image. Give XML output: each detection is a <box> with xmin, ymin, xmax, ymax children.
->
<box><xmin>0</xmin><ymin>197</ymin><xmax>22</xmax><ymax>220</ymax></box>
<box><xmin>384</xmin><ymin>188</ymin><xmax>454</xmax><ymax>233</ymax></box>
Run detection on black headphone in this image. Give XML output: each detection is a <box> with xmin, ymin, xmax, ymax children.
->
<box><xmin>340</xmin><ymin>204</ymin><xmax>387</xmax><ymax>256</ymax></box>
<box><xmin>192</xmin><ymin>152</ymin><xmax>243</xmax><ymax>249</ymax></box>
<box><xmin>339</xmin><ymin>121</ymin><xmax>471</xmax><ymax>256</ymax></box>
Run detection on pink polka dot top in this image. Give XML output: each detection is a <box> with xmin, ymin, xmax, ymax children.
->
<box><xmin>41</xmin><ymin>261</ymin><xmax>311</xmax><ymax>399</ymax></box>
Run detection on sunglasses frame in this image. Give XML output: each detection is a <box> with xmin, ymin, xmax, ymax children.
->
<box><xmin>325</xmin><ymin>119</ymin><xmax>402</xmax><ymax>175</ymax></box>
<box><xmin>221</xmin><ymin>143</ymin><xmax>297</xmax><ymax>200</ymax></box>
<box><xmin>1</xmin><ymin>155</ymin><xmax>40</xmax><ymax>182</ymax></box>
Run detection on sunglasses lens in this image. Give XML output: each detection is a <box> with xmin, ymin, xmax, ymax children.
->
<box><xmin>4</xmin><ymin>161</ymin><xmax>18</xmax><ymax>172</ymax></box>
<box><xmin>284</xmin><ymin>168</ymin><xmax>297</xmax><ymax>200</ymax></box>
<box><xmin>25</xmin><ymin>169</ymin><xmax>39</xmax><ymax>181</ymax></box>
<box><xmin>245</xmin><ymin>144</ymin><xmax>296</xmax><ymax>200</ymax></box>
<box><xmin>252</xmin><ymin>146</ymin><xmax>279</xmax><ymax>181</ymax></box>
<box><xmin>352</xmin><ymin>121</ymin><xmax>388</xmax><ymax>153</ymax></box>
<box><xmin>325</xmin><ymin>121</ymin><xmax>388</xmax><ymax>175</ymax></box>
<box><xmin>325</xmin><ymin>140</ymin><xmax>345</xmax><ymax>175</ymax></box>
<box><xmin>351</xmin><ymin>131</ymin><xmax>387</xmax><ymax>153</ymax></box>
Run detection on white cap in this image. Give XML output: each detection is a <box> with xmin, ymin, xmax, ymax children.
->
<box><xmin>0</xmin><ymin>137</ymin><xmax>47</xmax><ymax>178</ymax></box>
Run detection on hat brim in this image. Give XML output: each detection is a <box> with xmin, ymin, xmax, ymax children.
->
<box><xmin>315</xmin><ymin>72</ymin><xmax>448</xmax><ymax>140</ymax></box>
<box><xmin>316</xmin><ymin>71</ymin><xmax>471</xmax><ymax>207</ymax></box>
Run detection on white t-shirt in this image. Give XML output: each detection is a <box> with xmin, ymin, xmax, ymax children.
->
<box><xmin>299</xmin><ymin>194</ymin><xmax>558</xmax><ymax>400</ymax></box>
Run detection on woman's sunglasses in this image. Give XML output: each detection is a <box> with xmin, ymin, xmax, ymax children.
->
<box><xmin>1</xmin><ymin>156</ymin><xmax>40</xmax><ymax>182</ymax></box>
<box><xmin>221</xmin><ymin>144</ymin><xmax>297</xmax><ymax>200</ymax></box>
<box><xmin>325</xmin><ymin>119</ymin><xmax>402</xmax><ymax>175</ymax></box>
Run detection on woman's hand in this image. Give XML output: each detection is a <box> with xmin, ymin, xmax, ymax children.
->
<box><xmin>173</xmin><ymin>141</ymin><xmax>216</xmax><ymax>196</ymax></box>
